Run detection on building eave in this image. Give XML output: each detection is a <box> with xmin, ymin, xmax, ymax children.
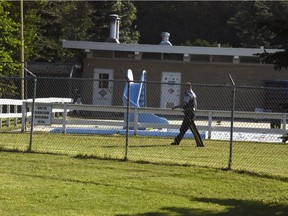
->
<box><xmin>62</xmin><ymin>40</ymin><xmax>282</xmax><ymax>57</ymax></box>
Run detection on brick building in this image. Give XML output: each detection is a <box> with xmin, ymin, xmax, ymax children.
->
<box><xmin>62</xmin><ymin>39</ymin><xmax>287</xmax><ymax>110</ymax></box>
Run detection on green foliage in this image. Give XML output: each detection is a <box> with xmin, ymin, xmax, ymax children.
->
<box><xmin>257</xmin><ymin>49</ymin><xmax>288</xmax><ymax>71</ymax></box>
<box><xmin>257</xmin><ymin>1</ymin><xmax>288</xmax><ymax>48</ymax></box>
<box><xmin>0</xmin><ymin>78</ymin><xmax>17</xmax><ymax>98</ymax></box>
<box><xmin>33</xmin><ymin>1</ymin><xmax>95</xmax><ymax>62</ymax></box>
<box><xmin>134</xmin><ymin>1</ymin><xmax>240</xmax><ymax>46</ymax></box>
<box><xmin>182</xmin><ymin>39</ymin><xmax>230</xmax><ymax>47</ymax></box>
<box><xmin>0</xmin><ymin>1</ymin><xmax>20</xmax><ymax>97</ymax></box>
<box><xmin>7</xmin><ymin>1</ymin><xmax>42</xmax><ymax>60</ymax></box>
<box><xmin>1</xmin><ymin>1</ymin><xmax>288</xmax><ymax>70</ymax></box>
<box><xmin>228</xmin><ymin>1</ymin><xmax>274</xmax><ymax>48</ymax></box>
<box><xmin>111</xmin><ymin>0</ymin><xmax>139</xmax><ymax>44</ymax></box>
<box><xmin>33</xmin><ymin>0</ymin><xmax>139</xmax><ymax>62</ymax></box>
<box><xmin>0</xmin><ymin>1</ymin><xmax>43</xmax><ymax>97</ymax></box>
<box><xmin>0</xmin><ymin>1</ymin><xmax>43</xmax><ymax>72</ymax></box>
<box><xmin>0</xmin><ymin>1</ymin><xmax>20</xmax><ymax>77</ymax></box>
<box><xmin>253</xmin><ymin>1</ymin><xmax>288</xmax><ymax>70</ymax></box>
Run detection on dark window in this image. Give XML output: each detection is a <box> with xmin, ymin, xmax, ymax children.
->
<box><xmin>99</xmin><ymin>73</ymin><xmax>109</xmax><ymax>88</ymax></box>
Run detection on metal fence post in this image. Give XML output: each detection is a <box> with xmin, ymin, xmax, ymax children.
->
<box><xmin>25</xmin><ymin>68</ymin><xmax>37</xmax><ymax>153</ymax></box>
<box><xmin>124</xmin><ymin>79</ymin><xmax>131</xmax><ymax>161</ymax></box>
<box><xmin>208</xmin><ymin>111</ymin><xmax>212</xmax><ymax>139</ymax></box>
<box><xmin>27</xmin><ymin>76</ymin><xmax>37</xmax><ymax>152</ymax></box>
<box><xmin>228</xmin><ymin>74</ymin><xmax>236</xmax><ymax>170</ymax></box>
<box><xmin>134</xmin><ymin>108</ymin><xmax>139</xmax><ymax>135</ymax></box>
<box><xmin>62</xmin><ymin>103</ymin><xmax>68</xmax><ymax>134</ymax></box>
<box><xmin>282</xmin><ymin>114</ymin><xmax>287</xmax><ymax>132</ymax></box>
<box><xmin>21</xmin><ymin>101</ymin><xmax>26</xmax><ymax>132</ymax></box>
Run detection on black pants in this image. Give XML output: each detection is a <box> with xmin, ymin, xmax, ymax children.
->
<box><xmin>174</xmin><ymin>115</ymin><xmax>204</xmax><ymax>147</ymax></box>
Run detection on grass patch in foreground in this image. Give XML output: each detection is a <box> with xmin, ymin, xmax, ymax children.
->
<box><xmin>0</xmin><ymin>151</ymin><xmax>287</xmax><ymax>216</ymax></box>
<box><xmin>0</xmin><ymin>132</ymin><xmax>287</xmax><ymax>178</ymax></box>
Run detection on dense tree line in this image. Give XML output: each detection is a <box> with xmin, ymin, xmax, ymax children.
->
<box><xmin>135</xmin><ymin>1</ymin><xmax>240</xmax><ymax>46</ymax></box>
<box><xmin>135</xmin><ymin>1</ymin><xmax>288</xmax><ymax>49</ymax></box>
<box><xmin>1</xmin><ymin>0</ymin><xmax>288</xmax><ymax>79</ymax></box>
<box><xmin>0</xmin><ymin>0</ymin><xmax>138</xmax><ymax>77</ymax></box>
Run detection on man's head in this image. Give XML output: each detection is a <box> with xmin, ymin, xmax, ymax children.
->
<box><xmin>184</xmin><ymin>82</ymin><xmax>192</xmax><ymax>91</ymax></box>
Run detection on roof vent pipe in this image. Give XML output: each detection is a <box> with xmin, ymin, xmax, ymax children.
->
<box><xmin>106</xmin><ymin>14</ymin><xmax>120</xmax><ymax>43</ymax></box>
<box><xmin>159</xmin><ymin>32</ymin><xmax>172</xmax><ymax>46</ymax></box>
<box><xmin>116</xmin><ymin>17</ymin><xmax>120</xmax><ymax>41</ymax></box>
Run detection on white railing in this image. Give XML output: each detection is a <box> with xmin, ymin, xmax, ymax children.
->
<box><xmin>23</xmin><ymin>103</ymin><xmax>288</xmax><ymax>138</ymax></box>
<box><xmin>0</xmin><ymin>99</ymin><xmax>23</xmax><ymax>127</ymax></box>
<box><xmin>0</xmin><ymin>98</ymin><xmax>73</xmax><ymax>128</ymax></box>
<box><xmin>2</xmin><ymin>98</ymin><xmax>286</xmax><ymax>138</ymax></box>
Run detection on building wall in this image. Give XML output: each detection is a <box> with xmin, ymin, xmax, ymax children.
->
<box><xmin>82</xmin><ymin>57</ymin><xmax>288</xmax><ymax>111</ymax></box>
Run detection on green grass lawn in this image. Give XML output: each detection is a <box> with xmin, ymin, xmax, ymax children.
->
<box><xmin>0</xmin><ymin>131</ymin><xmax>287</xmax><ymax>179</ymax></box>
<box><xmin>0</xmin><ymin>151</ymin><xmax>287</xmax><ymax>216</ymax></box>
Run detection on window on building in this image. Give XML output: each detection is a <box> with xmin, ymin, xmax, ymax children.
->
<box><xmin>98</xmin><ymin>73</ymin><xmax>109</xmax><ymax>89</ymax></box>
<box><xmin>190</xmin><ymin>54</ymin><xmax>210</xmax><ymax>62</ymax></box>
<box><xmin>114</xmin><ymin>51</ymin><xmax>134</xmax><ymax>59</ymax></box>
<box><xmin>142</xmin><ymin>52</ymin><xmax>162</xmax><ymax>60</ymax></box>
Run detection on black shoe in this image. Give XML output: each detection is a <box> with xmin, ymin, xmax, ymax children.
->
<box><xmin>170</xmin><ymin>142</ymin><xmax>179</xmax><ymax>145</ymax></box>
<box><xmin>196</xmin><ymin>143</ymin><xmax>204</xmax><ymax>147</ymax></box>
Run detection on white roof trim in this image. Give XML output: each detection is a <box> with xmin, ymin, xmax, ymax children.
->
<box><xmin>62</xmin><ymin>40</ymin><xmax>282</xmax><ymax>57</ymax></box>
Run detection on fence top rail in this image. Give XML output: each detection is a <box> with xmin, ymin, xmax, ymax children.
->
<box><xmin>23</xmin><ymin>102</ymin><xmax>288</xmax><ymax>120</ymax></box>
<box><xmin>25</xmin><ymin>97</ymin><xmax>73</xmax><ymax>103</ymax></box>
<box><xmin>0</xmin><ymin>98</ymin><xmax>73</xmax><ymax>106</ymax></box>
<box><xmin>0</xmin><ymin>99</ymin><xmax>23</xmax><ymax>105</ymax></box>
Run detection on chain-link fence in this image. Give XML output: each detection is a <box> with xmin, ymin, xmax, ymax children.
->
<box><xmin>0</xmin><ymin>75</ymin><xmax>287</xmax><ymax>178</ymax></box>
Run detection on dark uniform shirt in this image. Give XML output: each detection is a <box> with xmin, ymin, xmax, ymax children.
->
<box><xmin>183</xmin><ymin>88</ymin><xmax>197</xmax><ymax>119</ymax></box>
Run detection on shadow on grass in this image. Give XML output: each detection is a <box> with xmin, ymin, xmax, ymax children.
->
<box><xmin>193</xmin><ymin>197</ymin><xmax>288</xmax><ymax>215</ymax></box>
<box><xmin>1</xmin><ymin>148</ymin><xmax>287</xmax><ymax>181</ymax></box>
<box><xmin>116</xmin><ymin>197</ymin><xmax>288</xmax><ymax>216</ymax></box>
<box><xmin>2</xmin><ymin>150</ymin><xmax>287</xmax><ymax>216</ymax></box>
<box><xmin>101</xmin><ymin>144</ymin><xmax>171</xmax><ymax>148</ymax></box>
<box><xmin>101</xmin><ymin>144</ymin><xmax>202</xmax><ymax>149</ymax></box>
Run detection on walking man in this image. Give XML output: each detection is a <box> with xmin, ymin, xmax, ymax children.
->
<box><xmin>171</xmin><ymin>82</ymin><xmax>204</xmax><ymax>147</ymax></box>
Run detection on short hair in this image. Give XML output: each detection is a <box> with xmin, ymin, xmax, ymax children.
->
<box><xmin>185</xmin><ymin>82</ymin><xmax>192</xmax><ymax>87</ymax></box>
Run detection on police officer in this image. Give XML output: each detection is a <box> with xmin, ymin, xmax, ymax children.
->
<box><xmin>171</xmin><ymin>82</ymin><xmax>204</xmax><ymax>147</ymax></box>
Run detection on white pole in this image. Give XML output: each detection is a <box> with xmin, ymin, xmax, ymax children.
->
<box><xmin>20</xmin><ymin>0</ymin><xmax>25</xmax><ymax>99</ymax></box>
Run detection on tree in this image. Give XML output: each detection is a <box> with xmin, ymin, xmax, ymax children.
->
<box><xmin>134</xmin><ymin>1</ymin><xmax>240</xmax><ymax>46</ymax></box>
<box><xmin>111</xmin><ymin>0</ymin><xmax>139</xmax><ymax>44</ymax></box>
<box><xmin>182</xmin><ymin>39</ymin><xmax>218</xmax><ymax>47</ymax></box>
<box><xmin>32</xmin><ymin>1</ymin><xmax>94</xmax><ymax>62</ymax></box>
<box><xmin>0</xmin><ymin>1</ymin><xmax>43</xmax><ymax>97</ymax></box>
<box><xmin>228</xmin><ymin>1</ymin><xmax>274</xmax><ymax>48</ymax></box>
<box><xmin>8</xmin><ymin>1</ymin><xmax>42</xmax><ymax>60</ymax></box>
<box><xmin>254</xmin><ymin>1</ymin><xmax>288</xmax><ymax>70</ymax></box>
<box><xmin>32</xmin><ymin>0</ymin><xmax>138</xmax><ymax>62</ymax></box>
<box><xmin>0</xmin><ymin>1</ymin><xmax>20</xmax><ymax>77</ymax></box>
<box><xmin>88</xmin><ymin>0</ymin><xmax>139</xmax><ymax>44</ymax></box>
<box><xmin>0</xmin><ymin>1</ymin><xmax>20</xmax><ymax>97</ymax></box>
<box><xmin>0</xmin><ymin>1</ymin><xmax>43</xmax><ymax>74</ymax></box>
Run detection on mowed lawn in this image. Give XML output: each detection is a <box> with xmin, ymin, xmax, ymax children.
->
<box><xmin>0</xmin><ymin>151</ymin><xmax>287</xmax><ymax>216</ymax></box>
<box><xmin>0</xmin><ymin>132</ymin><xmax>287</xmax><ymax>178</ymax></box>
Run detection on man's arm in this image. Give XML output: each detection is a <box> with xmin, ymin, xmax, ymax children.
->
<box><xmin>172</xmin><ymin>103</ymin><xmax>183</xmax><ymax>110</ymax></box>
<box><xmin>172</xmin><ymin>105</ymin><xmax>179</xmax><ymax>110</ymax></box>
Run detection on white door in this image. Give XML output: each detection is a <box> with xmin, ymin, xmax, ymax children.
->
<box><xmin>93</xmin><ymin>68</ymin><xmax>113</xmax><ymax>105</ymax></box>
<box><xmin>160</xmin><ymin>72</ymin><xmax>181</xmax><ymax>108</ymax></box>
